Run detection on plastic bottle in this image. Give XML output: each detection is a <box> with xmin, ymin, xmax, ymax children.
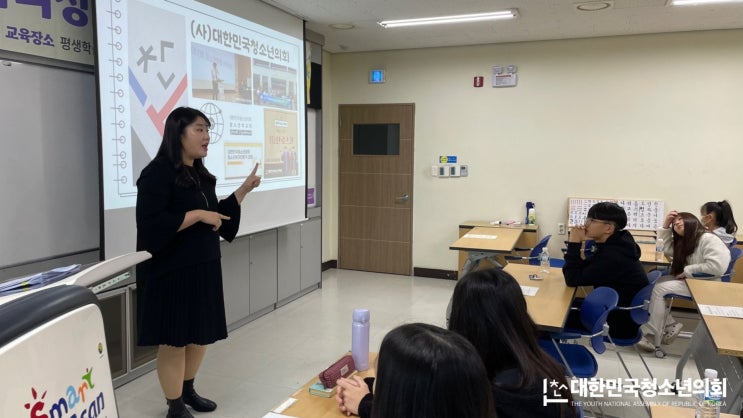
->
<box><xmin>351</xmin><ymin>308</ymin><xmax>370</xmax><ymax>371</ymax></box>
<box><xmin>655</xmin><ymin>238</ymin><xmax>665</xmax><ymax>262</ymax></box>
<box><xmin>539</xmin><ymin>247</ymin><xmax>550</xmax><ymax>275</ymax></box>
<box><xmin>528</xmin><ymin>207</ymin><xmax>536</xmax><ymax>225</ymax></box>
<box><xmin>525</xmin><ymin>202</ymin><xmax>534</xmax><ymax>224</ymax></box>
<box><xmin>695</xmin><ymin>368</ymin><xmax>721</xmax><ymax>418</ymax></box>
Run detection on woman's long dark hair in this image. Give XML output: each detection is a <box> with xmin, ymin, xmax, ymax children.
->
<box><xmin>670</xmin><ymin>212</ymin><xmax>706</xmax><ymax>275</ymax></box>
<box><xmin>702</xmin><ymin>200</ymin><xmax>738</xmax><ymax>234</ymax></box>
<box><xmin>449</xmin><ymin>269</ymin><xmax>574</xmax><ymax>407</ymax></box>
<box><xmin>371</xmin><ymin>323</ymin><xmax>495</xmax><ymax>418</ymax></box>
<box><xmin>155</xmin><ymin>106</ymin><xmax>215</xmax><ymax>186</ymax></box>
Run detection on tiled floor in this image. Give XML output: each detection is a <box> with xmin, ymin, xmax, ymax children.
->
<box><xmin>114</xmin><ymin>269</ymin><xmax>702</xmax><ymax>418</ymax></box>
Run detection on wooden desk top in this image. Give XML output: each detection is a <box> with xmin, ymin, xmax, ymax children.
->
<box><xmin>639</xmin><ymin>243</ymin><xmax>670</xmax><ymax>265</ymax></box>
<box><xmin>687</xmin><ymin>279</ymin><xmax>743</xmax><ymax>357</ymax></box>
<box><xmin>650</xmin><ymin>404</ymin><xmax>737</xmax><ymax>418</ymax></box>
<box><xmin>278</xmin><ymin>353</ymin><xmax>377</xmax><ymax>418</ymax></box>
<box><xmin>503</xmin><ymin>263</ymin><xmax>576</xmax><ymax>333</ymax></box>
<box><xmin>450</xmin><ymin>226</ymin><xmax>523</xmax><ymax>253</ymax></box>
<box><xmin>460</xmin><ymin>220</ymin><xmax>538</xmax><ymax>231</ymax></box>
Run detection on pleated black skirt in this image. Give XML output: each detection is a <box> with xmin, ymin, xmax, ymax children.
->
<box><xmin>136</xmin><ymin>259</ymin><xmax>228</xmax><ymax>347</ymax></box>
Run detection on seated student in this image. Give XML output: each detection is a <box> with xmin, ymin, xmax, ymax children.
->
<box><xmin>700</xmin><ymin>200</ymin><xmax>738</xmax><ymax>246</ymax></box>
<box><xmin>562</xmin><ymin>202</ymin><xmax>648</xmax><ymax>339</ymax></box>
<box><xmin>450</xmin><ymin>269</ymin><xmax>577</xmax><ymax>418</ymax></box>
<box><xmin>335</xmin><ymin>323</ymin><xmax>495</xmax><ymax>418</ymax></box>
<box><xmin>336</xmin><ymin>270</ymin><xmax>576</xmax><ymax>418</ymax></box>
<box><xmin>636</xmin><ymin>211</ymin><xmax>730</xmax><ymax>352</ymax></box>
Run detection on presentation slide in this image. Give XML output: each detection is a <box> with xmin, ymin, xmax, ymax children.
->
<box><xmin>96</xmin><ymin>0</ymin><xmax>306</xmax><ymax>257</ymax></box>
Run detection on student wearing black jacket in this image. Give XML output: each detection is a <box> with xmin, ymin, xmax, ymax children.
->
<box><xmin>563</xmin><ymin>202</ymin><xmax>649</xmax><ymax>339</ymax></box>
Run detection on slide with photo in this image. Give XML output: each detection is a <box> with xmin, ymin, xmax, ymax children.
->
<box><xmin>95</xmin><ymin>0</ymin><xmax>306</xmax><ymax>257</ymax></box>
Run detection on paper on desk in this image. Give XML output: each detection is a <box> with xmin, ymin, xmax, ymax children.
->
<box><xmin>520</xmin><ymin>285</ymin><xmax>539</xmax><ymax>297</ymax></box>
<box><xmin>464</xmin><ymin>233</ymin><xmax>497</xmax><ymax>239</ymax></box>
<box><xmin>262</xmin><ymin>413</ymin><xmax>297</xmax><ymax>418</ymax></box>
<box><xmin>697</xmin><ymin>304</ymin><xmax>743</xmax><ymax>319</ymax></box>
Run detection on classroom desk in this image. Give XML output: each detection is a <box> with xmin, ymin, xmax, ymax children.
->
<box><xmin>650</xmin><ymin>404</ymin><xmax>737</xmax><ymax>418</ymax></box>
<box><xmin>457</xmin><ymin>221</ymin><xmax>539</xmax><ymax>273</ymax></box>
<box><xmin>450</xmin><ymin>226</ymin><xmax>523</xmax><ymax>277</ymax></box>
<box><xmin>274</xmin><ymin>353</ymin><xmax>377</xmax><ymax>418</ymax></box>
<box><xmin>674</xmin><ymin>280</ymin><xmax>743</xmax><ymax>414</ymax></box>
<box><xmin>638</xmin><ymin>243</ymin><xmax>670</xmax><ymax>266</ymax></box>
<box><xmin>503</xmin><ymin>263</ymin><xmax>577</xmax><ymax>333</ymax></box>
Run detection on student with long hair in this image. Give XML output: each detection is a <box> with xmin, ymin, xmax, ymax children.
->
<box><xmin>336</xmin><ymin>269</ymin><xmax>576</xmax><ymax>418</ymax></box>
<box><xmin>136</xmin><ymin>107</ymin><xmax>261</xmax><ymax>418</ymax></box>
<box><xmin>450</xmin><ymin>269</ymin><xmax>576</xmax><ymax>418</ymax></box>
<box><xmin>700</xmin><ymin>200</ymin><xmax>738</xmax><ymax>246</ymax></box>
<box><xmin>336</xmin><ymin>323</ymin><xmax>495</xmax><ymax>418</ymax></box>
<box><xmin>637</xmin><ymin>211</ymin><xmax>730</xmax><ymax>352</ymax></box>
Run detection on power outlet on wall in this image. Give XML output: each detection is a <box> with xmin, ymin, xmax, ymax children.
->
<box><xmin>558</xmin><ymin>223</ymin><xmax>566</xmax><ymax>235</ymax></box>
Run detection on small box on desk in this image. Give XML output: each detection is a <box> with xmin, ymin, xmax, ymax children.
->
<box><xmin>309</xmin><ymin>381</ymin><xmax>337</xmax><ymax>398</ymax></box>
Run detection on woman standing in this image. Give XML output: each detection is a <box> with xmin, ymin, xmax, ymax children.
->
<box><xmin>136</xmin><ymin>107</ymin><xmax>261</xmax><ymax>418</ymax></box>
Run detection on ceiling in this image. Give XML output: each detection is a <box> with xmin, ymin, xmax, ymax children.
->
<box><xmin>259</xmin><ymin>0</ymin><xmax>743</xmax><ymax>53</ymax></box>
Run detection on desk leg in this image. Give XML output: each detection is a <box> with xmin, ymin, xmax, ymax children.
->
<box><xmin>675</xmin><ymin>322</ymin><xmax>703</xmax><ymax>382</ymax></box>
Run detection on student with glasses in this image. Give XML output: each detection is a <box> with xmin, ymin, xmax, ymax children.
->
<box><xmin>637</xmin><ymin>211</ymin><xmax>730</xmax><ymax>352</ymax></box>
<box><xmin>562</xmin><ymin>202</ymin><xmax>649</xmax><ymax>339</ymax></box>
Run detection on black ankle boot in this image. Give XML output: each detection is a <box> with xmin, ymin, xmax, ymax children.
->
<box><xmin>182</xmin><ymin>379</ymin><xmax>217</xmax><ymax>412</ymax></box>
<box><xmin>166</xmin><ymin>397</ymin><xmax>194</xmax><ymax>418</ymax></box>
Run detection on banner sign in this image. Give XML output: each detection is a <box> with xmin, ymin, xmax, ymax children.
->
<box><xmin>0</xmin><ymin>0</ymin><xmax>94</xmax><ymax>65</ymax></box>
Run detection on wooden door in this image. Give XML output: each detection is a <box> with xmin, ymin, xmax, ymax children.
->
<box><xmin>338</xmin><ymin>104</ymin><xmax>414</xmax><ymax>275</ymax></box>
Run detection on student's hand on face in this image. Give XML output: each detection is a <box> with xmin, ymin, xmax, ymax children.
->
<box><xmin>335</xmin><ymin>376</ymin><xmax>368</xmax><ymax>416</ymax></box>
<box><xmin>569</xmin><ymin>226</ymin><xmax>586</xmax><ymax>243</ymax></box>
<box><xmin>664</xmin><ymin>211</ymin><xmax>679</xmax><ymax>228</ymax></box>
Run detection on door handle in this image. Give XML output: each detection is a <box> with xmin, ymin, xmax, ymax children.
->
<box><xmin>395</xmin><ymin>193</ymin><xmax>409</xmax><ymax>203</ymax></box>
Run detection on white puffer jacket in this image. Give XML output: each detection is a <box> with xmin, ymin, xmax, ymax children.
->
<box><xmin>658</xmin><ymin>228</ymin><xmax>731</xmax><ymax>278</ymax></box>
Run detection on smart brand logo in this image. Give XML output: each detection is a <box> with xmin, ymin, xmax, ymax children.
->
<box><xmin>23</xmin><ymin>367</ymin><xmax>106</xmax><ymax>418</ymax></box>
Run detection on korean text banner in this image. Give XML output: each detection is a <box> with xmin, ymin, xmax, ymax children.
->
<box><xmin>0</xmin><ymin>0</ymin><xmax>94</xmax><ymax>65</ymax></box>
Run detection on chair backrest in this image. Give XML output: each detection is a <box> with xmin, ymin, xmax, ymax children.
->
<box><xmin>646</xmin><ymin>270</ymin><xmax>662</xmax><ymax>285</ymax></box>
<box><xmin>579</xmin><ymin>287</ymin><xmax>619</xmax><ymax>354</ymax></box>
<box><xmin>527</xmin><ymin>234</ymin><xmax>552</xmax><ymax>265</ymax></box>
<box><xmin>627</xmin><ymin>282</ymin><xmax>655</xmax><ymax>325</ymax></box>
<box><xmin>722</xmin><ymin>247</ymin><xmax>742</xmax><ymax>283</ymax></box>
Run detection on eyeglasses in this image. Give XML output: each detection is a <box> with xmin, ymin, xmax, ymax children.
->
<box><xmin>585</xmin><ymin>218</ymin><xmax>613</xmax><ymax>226</ymax></box>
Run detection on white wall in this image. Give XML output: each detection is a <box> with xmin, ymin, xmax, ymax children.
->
<box><xmin>321</xmin><ymin>29</ymin><xmax>743</xmax><ymax>271</ymax></box>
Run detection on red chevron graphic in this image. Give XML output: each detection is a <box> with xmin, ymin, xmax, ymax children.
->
<box><xmin>146</xmin><ymin>75</ymin><xmax>189</xmax><ymax>137</ymax></box>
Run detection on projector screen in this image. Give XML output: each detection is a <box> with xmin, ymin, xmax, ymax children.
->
<box><xmin>95</xmin><ymin>0</ymin><xmax>306</xmax><ymax>258</ymax></box>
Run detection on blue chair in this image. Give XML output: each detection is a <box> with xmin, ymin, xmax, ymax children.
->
<box><xmin>539</xmin><ymin>287</ymin><xmax>618</xmax><ymax>418</ymax></box>
<box><xmin>602</xmin><ymin>274</ymin><xmax>659</xmax><ymax>416</ymax></box>
<box><xmin>504</xmin><ymin>234</ymin><xmax>566</xmax><ymax>267</ymax></box>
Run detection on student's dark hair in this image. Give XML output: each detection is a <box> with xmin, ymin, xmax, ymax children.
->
<box><xmin>701</xmin><ymin>200</ymin><xmax>738</xmax><ymax>234</ymax></box>
<box><xmin>449</xmin><ymin>269</ymin><xmax>574</xmax><ymax>408</ymax></box>
<box><xmin>670</xmin><ymin>212</ymin><xmax>708</xmax><ymax>275</ymax></box>
<box><xmin>154</xmin><ymin>106</ymin><xmax>215</xmax><ymax>186</ymax></box>
<box><xmin>370</xmin><ymin>323</ymin><xmax>495</xmax><ymax>418</ymax></box>
<box><xmin>586</xmin><ymin>202</ymin><xmax>627</xmax><ymax>230</ymax></box>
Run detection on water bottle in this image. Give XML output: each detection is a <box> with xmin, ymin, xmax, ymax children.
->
<box><xmin>539</xmin><ymin>247</ymin><xmax>550</xmax><ymax>275</ymax></box>
<box><xmin>351</xmin><ymin>308</ymin><xmax>370</xmax><ymax>371</ymax></box>
<box><xmin>528</xmin><ymin>208</ymin><xmax>536</xmax><ymax>225</ymax></box>
<box><xmin>655</xmin><ymin>238</ymin><xmax>665</xmax><ymax>262</ymax></box>
<box><xmin>695</xmin><ymin>368</ymin><xmax>721</xmax><ymax>418</ymax></box>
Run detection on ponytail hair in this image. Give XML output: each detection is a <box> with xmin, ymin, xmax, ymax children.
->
<box><xmin>701</xmin><ymin>200</ymin><xmax>738</xmax><ymax>234</ymax></box>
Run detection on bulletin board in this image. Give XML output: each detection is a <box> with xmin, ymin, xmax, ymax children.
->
<box><xmin>568</xmin><ymin>197</ymin><xmax>664</xmax><ymax>231</ymax></box>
